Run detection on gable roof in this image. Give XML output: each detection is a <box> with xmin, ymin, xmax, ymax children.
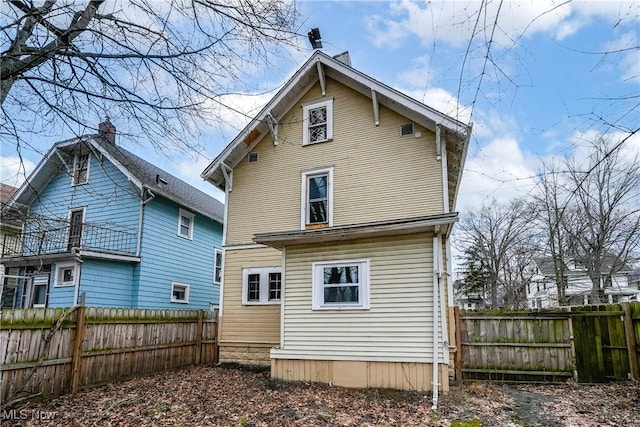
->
<box><xmin>201</xmin><ymin>51</ymin><xmax>472</xmax><ymax>210</ymax></box>
<box><xmin>0</xmin><ymin>183</ymin><xmax>21</xmax><ymax>229</ymax></box>
<box><xmin>533</xmin><ymin>256</ymin><xmax>633</xmax><ymax>276</ymax></box>
<box><xmin>0</xmin><ymin>183</ymin><xmax>17</xmax><ymax>205</ymax></box>
<box><xmin>9</xmin><ymin>135</ymin><xmax>224</xmax><ymax>223</ymax></box>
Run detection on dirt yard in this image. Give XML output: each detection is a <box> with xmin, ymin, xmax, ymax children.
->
<box><xmin>6</xmin><ymin>365</ymin><xmax>640</xmax><ymax>426</ymax></box>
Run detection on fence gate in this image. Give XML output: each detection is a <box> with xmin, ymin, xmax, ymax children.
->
<box><xmin>571</xmin><ymin>304</ymin><xmax>630</xmax><ymax>382</ymax></box>
<box><xmin>457</xmin><ymin>311</ymin><xmax>574</xmax><ymax>383</ymax></box>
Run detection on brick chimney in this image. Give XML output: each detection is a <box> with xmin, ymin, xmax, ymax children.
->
<box><xmin>98</xmin><ymin>117</ymin><xmax>116</xmax><ymax>144</ymax></box>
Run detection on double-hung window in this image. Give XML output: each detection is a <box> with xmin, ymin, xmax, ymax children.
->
<box><xmin>302</xmin><ymin>99</ymin><xmax>333</xmax><ymax>145</ymax></box>
<box><xmin>72</xmin><ymin>153</ymin><xmax>89</xmax><ymax>185</ymax></box>
<box><xmin>214</xmin><ymin>248</ymin><xmax>223</xmax><ymax>284</ymax></box>
<box><xmin>301</xmin><ymin>167</ymin><xmax>333</xmax><ymax>229</ymax></box>
<box><xmin>178</xmin><ymin>208</ymin><xmax>195</xmax><ymax>240</ymax></box>
<box><xmin>312</xmin><ymin>260</ymin><xmax>370</xmax><ymax>310</ymax></box>
<box><xmin>242</xmin><ymin>267</ymin><xmax>282</xmax><ymax>305</ymax></box>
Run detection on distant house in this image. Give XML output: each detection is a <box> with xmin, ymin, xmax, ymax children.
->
<box><xmin>453</xmin><ymin>280</ymin><xmax>485</xmax><ymax>310</ymax></box>
<box><xmin>526</xmin><ymin>257</ymin><xmax>637</xmax><ymax>308</ymax></box>
<box><xmin>202</xmin><ymin>51</ymin><xmax>471</xmax><ymax>393</ymax></box>
<box><xmin>1</xmin><ymin>183</ymin><xmax>21</xmax><ymax>277</ymax></box>
<box><xmin>1</xmin><ymin>120</ymin><xmax>224</xmax><ymax>310</ymax></box>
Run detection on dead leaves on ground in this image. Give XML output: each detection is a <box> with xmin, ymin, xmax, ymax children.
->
<box><xmin>11</xmin><ymin>365</ymin><xmax>640</xmax><ymax>426</ymax></box>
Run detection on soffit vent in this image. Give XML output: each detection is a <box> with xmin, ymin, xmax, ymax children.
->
<box><xmin>248</xmin><ymin>152</ymin><xmax>259</xmax><ymax>163</ymax></box>
<box><xmin>401</xmin><ymin>123</ymin><xmax>414</xmax><ymax>136</ymax></box>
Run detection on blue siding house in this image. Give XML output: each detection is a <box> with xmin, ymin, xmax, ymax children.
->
<box><xmin>1</xmin><ymin>120</ymin><xmax>224</xmax><ymax>310</ymax></box>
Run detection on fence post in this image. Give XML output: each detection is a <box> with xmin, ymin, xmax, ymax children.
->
<box><xmin>71</xmin><ymin>303</ymin><xmax>86</xmax><ymax>393</ymax></box>
<box><xmin>622</xmin><ymin>303</ymin><xmax>639</xmax><ymax>381</ymax></box>
<box><xmin>453</xmin><ymin>306</ymin><xmax>462</xmax><ymax>382</ymax></box>
<box><xmin>195</xmin><ymin>310</ymin><xmax>204</xmax><ymax>365</ymax></box>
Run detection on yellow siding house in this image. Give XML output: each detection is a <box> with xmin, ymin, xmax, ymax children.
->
<box><xmin>202</xmin><ymin>51</ymin><xmax>471</xmax><ymax>401</ymax></box>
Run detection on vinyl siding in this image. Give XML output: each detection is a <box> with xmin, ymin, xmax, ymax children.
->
<box><xmin>225</xmin><ymin>78</ymin><xmax>444</xmax><ymax>245</ymax></box>
<box><xmin>272</xmin><ymin>233</ymin><xmax>443</xmax><ymax>363</ymax></box>
<box><xmin>77</xmin><ymin>259</ymin><xmax>135</xmax><ymax>307</ymax></box>
<box><xmin>47</xmin><ymin>267</ymin><xmax>73</xmax><ymax>307</ymax></box>
<box><xmin>136</xmin><ymin>196</ymin><xmax>222</xmax><ymax>309</ymax></box>
<box><xmin>218</xmin><ymin>247</ymin><xmax>282</xmax><ymax>345</ymax></box>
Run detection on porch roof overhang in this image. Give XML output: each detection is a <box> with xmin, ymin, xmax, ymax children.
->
<box><xmin>253</xmin><ymin>213</ymin><xmax>458</xmax><ymax>250</ymax></box>
<box><xmin>1</xmin><ymin>250</ymin><xmax>140</xmax><ymax>267</ymax></box>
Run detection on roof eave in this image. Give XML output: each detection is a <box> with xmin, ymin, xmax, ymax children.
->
<box><xmin>143</xmin><ymin>184</ymin><xmax>223</xmax><ymax>223</ymax></box>
<box><xmin>202</xmin><ymin>51</ymin><xmax>471</xmax><ymax>185</ymax></box>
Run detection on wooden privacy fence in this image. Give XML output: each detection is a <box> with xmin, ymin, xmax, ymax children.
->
<box><xmin>0</xmin><ymin>306</ymin><xmax>217</xmax><ymax>407</ymax></box>
<box><xmin>456</xmin><ymin>302</ymin><xmax>640</xmax><ymax>383</ymax></box>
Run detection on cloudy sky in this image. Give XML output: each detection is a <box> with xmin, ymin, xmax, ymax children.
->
<box><xmin>2</xmin><ymin>0</ymin><xmax>639</xmax><ymax>212</ymax></box>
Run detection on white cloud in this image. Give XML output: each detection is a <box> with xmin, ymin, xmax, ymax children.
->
<box><xmin>0</xmin><ymin>156</ymin><xmax>35</xmax><ymax>188</ymax></box>
<box><xmin>457</xmin><ymin>137</ymin><xmax>538</xmax><ymax>211</ymax></box>
<box><xmin>368</xmin><ymin>0</ymin><xmax>637</xmax><ymax>49</ymax></box>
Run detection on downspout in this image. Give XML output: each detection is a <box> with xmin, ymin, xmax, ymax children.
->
<box><xmin>219</xmin><ymin>167</ymin><xmax>232</xmax><ymax>317</ymax></box>
<box><xmin>73</xmin><ymin>258</ymin><xmax>83</xmax><ymax>306</ymax></box>
<box><xmin>432</xmin><ymin>227</ymin><xmax>441</xmax><ymax>409</ymax></box>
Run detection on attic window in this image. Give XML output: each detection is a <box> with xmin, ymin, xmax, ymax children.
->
<box><xmin>303</xmin><ymin>99</ymin><xmax>333</xmax><ymax>145</ymax></box>
<box><xmin>72</xmin><ymin>153</ymin><xmax>89</xmax><ymax>185</ymax></box>
<box><xmin>401</xmin><ymin>123</ymin><xmax>414</xmax><ymax>136</ymax></box>
<box><xmin>248</xmin><ymin>152</ymin><xmax>259</xmax><ymax>163</ymax></box>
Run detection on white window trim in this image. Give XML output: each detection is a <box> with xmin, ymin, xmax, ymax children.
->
<box><xmin>312</xmin><ymin>259</ymin><xmax>370</xmax><ymax>310</ymax></box>
<box><xmin>302</xmin><ymin>98</ymin><xmax>333</xmax><ymax>146</ymax></box>
<box><xmin>177</xmin><ymin>208</ymin><xmax>195</xmax><ymax>240</ymax></box>
<box><xmin>71</xmin><ymin>152</ymin><xmax>90</xmax><ymax>186</ymax></box>
<box><xmin>54</xmin><ymin>261</ymin><xmax>78</xmax><ymax>287</ymax></box>
<box><xmin>171</xmin><ymin>282</ymin><xmax>190</xmax><ymax>303</ymax></box>
<box><xmin>31</xmin><ymin>274</ymin><xmax>50</xmax><ymax>308</ymax></box>
<box><xmin>214</xmin><ymin>248</ymin><xmax>223</xmax><ymax>284</ymax></box>
<box><xmin>300</xmin><ymin>166</ymin><xmax>334</xmax><ymax>229</ymax></box>
<box><xmin>242</xmin><ymin>267</ymin><xmax>282</xmax><ymax>305</ymax></box>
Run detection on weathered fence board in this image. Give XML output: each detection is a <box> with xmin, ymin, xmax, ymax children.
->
<box><xmin>459</xmin><ymin>311</ymin><xmax>574</xmax><ymax>382</ymax></box>
<box><xmin>0</xmin><ymin>307</ymin><xmax>217</xmax><ymax>407</ymax></box>
<box><xmin>572</xmin><ymin>304</ymin><xmax>630</xmax><ymax>382</ymax></box>
<box><xmin>458</xmin><ymin>302</ymin><xmax>640</xmax><ymax>384</ymax></box>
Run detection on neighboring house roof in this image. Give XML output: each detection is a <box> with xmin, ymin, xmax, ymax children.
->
<box><xmin>533</xmin><ymin>257</ymin><xmax>568</xmax><ymax>276</ymax></box>
<box><xmin>533</xmin><ymin>256</ymin><xmax>633</xmax><ymax>277</ymax></box>
<box><xmin>0</xmin><ymin>183</ymin><xmax>21</xmax><ymax>229</ymax></box>
<box><xmin>0</xmin><ymin>184</ymin><xmax>17</xmax><ymax>205</ymax></box>
<box><xmin>8</xmin><ymin>133</ymin><xmax>224</xmax><ymax>223</ymax></box>
<box><xmin>202</xmin><ymin>50</ymin><xmax>472</xmax><ymax>212</ymax></box>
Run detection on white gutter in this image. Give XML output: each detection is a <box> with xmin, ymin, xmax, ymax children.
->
<box><xmin>432</xmin><ymin>229</ymin><xmax>441</xmax><ymax>409</ymax></box>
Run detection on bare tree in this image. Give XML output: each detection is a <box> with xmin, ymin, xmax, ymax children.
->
<box><xmin>456</xmin><ymin>198</ymin><xmax>539</xmax><ymax>309</ymax></box>
<box><xmin>564</xmin><ymin>138</ymin><xmax>640</xmax><ymax>303</ymax></box>
<box><xmin>534</xmin><ymin>160</ymin><xmax>572</xmax><ymax>305</ymax></box>
<box><xmin>1</xmin><ymin>0</ymin><xmax>300</xmax><ymax>154</ymax></box>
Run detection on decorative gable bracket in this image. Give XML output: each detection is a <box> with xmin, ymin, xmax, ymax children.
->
<box><xmin>220</xmin><ymin>162</ymin><xmax>233</xmax><ymax>192</ymax></box>
<box><xmin>316</xmin><ymin>61</ymin><xmax>326</xmax><ymax>96</ymax></box>
<box><xmin>267</xmin><ymin>112</ymin><xmax>278</xmax><ymax>146</ymax></box>
<box><xmin>371</xmin><ymin>89</ymin><xmax>380</xmax><ymax>126</ymax></box>
<box><xmin>54</xmin><ymin>150</ymin><xmax>72</xmax><ymax>174</ymax></box>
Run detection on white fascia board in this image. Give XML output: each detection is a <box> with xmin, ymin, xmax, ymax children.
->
<box><xmin>202</xmin><ymin>50</ymin><xmax>471</xmax><ymax>182</ymax></box>
<box><xmin>449</xmin><ymin>123</ymin><xmax>472</xmax><ymax>213</ymax></box>
<box><xmin>88</xmin><ymin>139</ymin><xmax>143</xmax><ymax>190</ymax></box>
<box><xmin>202</xmin><ymin>54</ymin><xmax>323</xmax><ymax>180</ymax></box>
<box><xmin>321</xmin><ymin>54</ymin><xmax>470</xmax><ymax>137</ymax></box>
<box><xmin>10</xmin><ymin>138</ymin><xmax>88</xmax><ymax>207</ymax></box>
